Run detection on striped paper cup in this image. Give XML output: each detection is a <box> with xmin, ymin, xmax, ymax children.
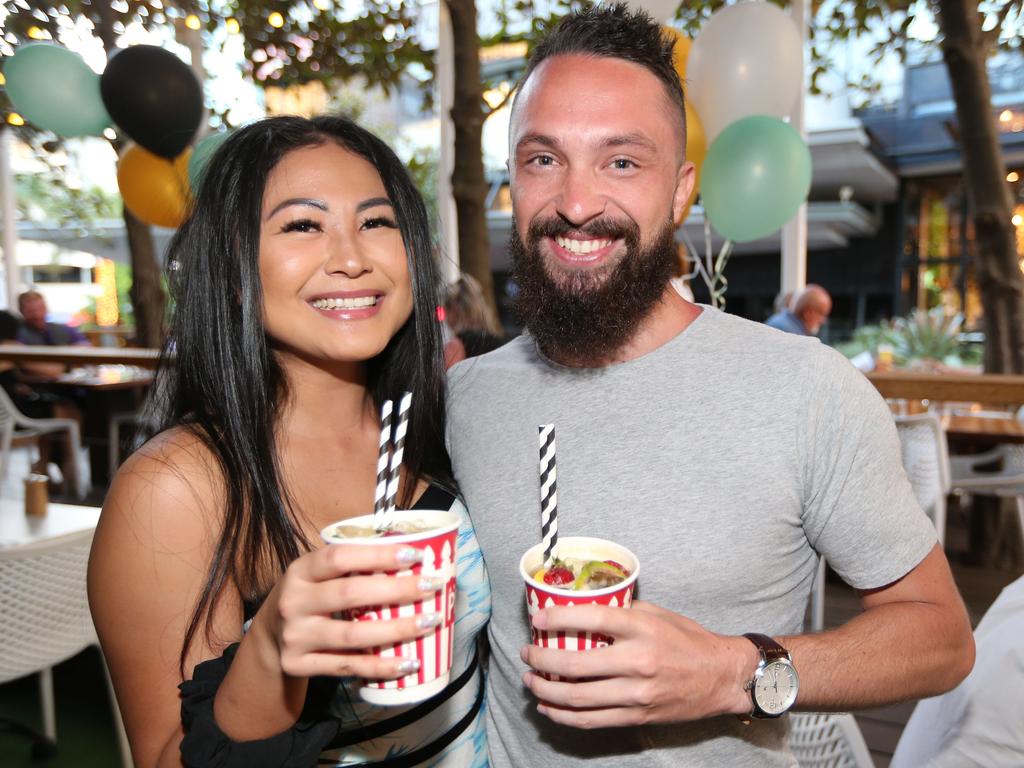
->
<box><xmin>321</xmin><ymin>509</ymin><xmax>460</xmax><ymax>705</ymax></box>
<box><xmin>520</xmin><ymin>537</ymin><xmax>639</xmax><ymax>681</ymax></box>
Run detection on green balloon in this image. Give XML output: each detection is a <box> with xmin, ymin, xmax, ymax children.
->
<box><xmin>187</xmin><ymin>131</ymin><xmax>232</xmax><ymax>193</ymax></box>
<box><xmin>4</xmin><ymin>43</ymin><xmax>110</xmax><ymax>137</ymax></box>
<box><xmin>700</xmin><ymin>116</ymin><xmax>812</xmax><ymax>243</ymax></box>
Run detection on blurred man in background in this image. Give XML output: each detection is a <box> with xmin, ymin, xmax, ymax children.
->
<box><xmin>765</xmin><ymin>283</ymin><xmax>832</xmax><ymax>336</ymax></box>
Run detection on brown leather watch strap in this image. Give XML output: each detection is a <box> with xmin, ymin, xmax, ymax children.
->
<box><xmin>743</xmin><ymin>632</ymin><xmax>789</xmax><ymax>661</ymax></box>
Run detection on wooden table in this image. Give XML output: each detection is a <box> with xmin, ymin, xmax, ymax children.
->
<box><xmin>41</xmin><ymin>368</ymin><xmax>155</xmax><ymax>488</ymax></box>
<box><xmin>942</xmin><ymin>413</ymin><xmax>1024</xmax><ymax>445</ymax></box>
<box><xmin>0</xmin><ymin>344</ymin><xmax>161</xmax><ymax>369</ymax></box>
<box><xmin>0</xmin><ymin>501</ymin><xmax>100</xmax><ymax>549</ymax></box>
<box><xmin>868</xmin><ymin>370</ymin><xmax>1024</xmax><ymax>405</ymax></box>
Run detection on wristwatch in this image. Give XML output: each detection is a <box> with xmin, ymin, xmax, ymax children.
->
<box><xmin>741</xmin><ymin>633</ymin><xmax>800</xmax><ymax>721</ymax></box>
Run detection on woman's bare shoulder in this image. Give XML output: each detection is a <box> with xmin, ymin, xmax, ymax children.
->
<box><xmin>98</xmin><ymin>425</ymin><xmax>225</xmax><ymax>551</ymax></box>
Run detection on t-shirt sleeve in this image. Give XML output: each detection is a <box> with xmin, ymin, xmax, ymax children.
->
<box><xmin>798</xmin><ymin>346</ymin><xmax>937</xmax><ymax>590</ymax></box>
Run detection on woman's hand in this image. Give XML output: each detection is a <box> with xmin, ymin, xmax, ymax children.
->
<box><xmin>254</xmin><ymin>542</ymin><xmax>445</xmax><ymax>681</ymax></box>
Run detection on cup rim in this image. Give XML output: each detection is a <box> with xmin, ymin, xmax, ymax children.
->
<box><xmin>520</xmin><ymin>536</ymin><xmax>640</xmax><ymax>597</ymax></box>
<box><xmin>320</xmin><ymin>508</ymin><xmax>461</xmax><ymax>546</ymax></box>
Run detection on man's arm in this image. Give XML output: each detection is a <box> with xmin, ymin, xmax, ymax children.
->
<box><xmin>520</xmin><ymin>544</ymin><xmax>974</xmax><ymax>728</ymax></box>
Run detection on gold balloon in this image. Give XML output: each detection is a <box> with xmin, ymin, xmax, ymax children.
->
<box><xmin>664</xmin><ymin>27</ymin><xmax>692</xmax><ymax>86</ymax></box>
<box><xmin>117</xmin><ymin>144</ymin><xmax>189</xmax><ymax>229</ymax></box>
<box><xmin>174</xmin><ymin>148</ymin><xmax>192</xmax><ymax>190</ymax></box>
<box><xmin>681</xmin><ymin>103</ymin><xmax>707</xmax><ymax>223</ymax></box>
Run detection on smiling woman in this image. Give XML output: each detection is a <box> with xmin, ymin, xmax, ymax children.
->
<box><xmin>86</xmin><ymin>116</ymin><xmax>490</xmax><ymax>768</ymax></box>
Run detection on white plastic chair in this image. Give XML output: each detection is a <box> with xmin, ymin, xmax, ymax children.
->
<box><xmin>808</xmin><ymin>412</ymin><xmax>951</xmax><ymax>632</ymax></box>
<box><xmin>894</xmin><ymin>412</ymin><xmax>951</xmax><ymax>546</ymax></box>
<box><xmin>789</xmin><ymin>712</ymin><xmax>875</xmax><ymax>767</ymax></box>
<box><xmin>0</xmin><ymin>528</ymin><xmax>132</xmax><ymax>766</ymax></box>
<box><xmin>946</xmin><ymin>408</ymin><xmax>1024</xmax><ymax>556</ymax></box>
<box><xmin>0</xmin><ymin>385</ymin><xmax>87</xmax><ymax>499</ymax></box>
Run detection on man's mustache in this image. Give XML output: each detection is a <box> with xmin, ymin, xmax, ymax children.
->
<box><xmin>525</xmin><ymin>216</ymin><xmax>640</xmax><ymax>243</ymax></box>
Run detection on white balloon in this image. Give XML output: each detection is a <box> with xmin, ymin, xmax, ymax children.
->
<box><xmin>687</xmin><ymin>1</ymin><xmax>803</xmax><ymax>142</ymax></box>
<box><xmin>621</xmin><ymin>0</ymin><xmax>679</xmax><ymax>23</ymax></box>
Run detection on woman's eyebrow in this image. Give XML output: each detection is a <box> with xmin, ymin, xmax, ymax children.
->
<box><xmin>356</xmin><ymin>196</ymin><xmax>393</xmax><ymax>213</ymax></box>
<box><xmin>266</xmin><ymin>197</ymin><xmax>328</xmax><ymax>218</ymax></box>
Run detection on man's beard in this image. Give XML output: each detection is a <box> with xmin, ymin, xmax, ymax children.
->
<box><xmin>510</xmin><ymin>215</ymin><xmax>678</xmax><ymax>364</ymax></box>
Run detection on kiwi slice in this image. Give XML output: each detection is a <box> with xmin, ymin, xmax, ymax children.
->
<box><xmin>573</xmin><ymin>560</ymin><xmax>627</xmax><ymax>590</ymax></box>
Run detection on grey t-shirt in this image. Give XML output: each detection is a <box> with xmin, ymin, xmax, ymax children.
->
<box><xmin>447</xmin><ymin>306</ymin><xmax>937</xmax><ymax>767</ymax></box>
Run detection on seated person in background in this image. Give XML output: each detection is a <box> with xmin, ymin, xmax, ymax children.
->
<box><xmin>443</xmin><ymin>274</ymin><xmax>506</xmax><ymax>367</ymax></box>
<box><xmin>0</xmin><ymin>310</ymin><xmax>79</xmax><ymax>481</ymax></box>
<box><xmin>890</xmin><ymin>574</ymin><xmax>1024</xmax><ymax>768</ymax></box>
<box><xmin>765</xmin><ymin>283</ymin><xmax>832</xmax><ymax>337</ymax></box>
<box><xmin>16</xmin><ymin>290</ymin><xmax>91</xmax><ymax>380</ymax></box>
<box><xmin>17</xmin><ymin>290</ymin><xmax>91</xmax><ymax>346</ymax></box>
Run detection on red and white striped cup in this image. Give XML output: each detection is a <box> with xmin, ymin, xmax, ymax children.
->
<box><xmin>320</xmin><ymin>509</ymin><xmax>460</xmax><ymax>705</ymax></box>
<box><xmin>519</xmin><ymin>536</ymin><xmax>640</xmax><ymax>681</ymax></box>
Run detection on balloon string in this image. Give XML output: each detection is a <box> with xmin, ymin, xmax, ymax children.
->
<box><xmin>678</xmin><ymin>220</ymin><xmax>732</xmax><ymax>310</ymax></box>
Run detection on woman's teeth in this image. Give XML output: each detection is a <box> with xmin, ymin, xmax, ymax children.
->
<box><xmin>555</xmin><ymin>236</ymin><xmax>612</xmax><ymax>254</ymax></box>
<box><xmin>312</xmin><ymin>296</ymin><xmax>378</xmax><ymax>310</ymax></box>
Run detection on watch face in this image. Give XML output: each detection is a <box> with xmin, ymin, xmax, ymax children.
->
<box><xmin>754</xmin><ymin>660</ymin><xmax>800</xmax><ymax>716</ymax></box>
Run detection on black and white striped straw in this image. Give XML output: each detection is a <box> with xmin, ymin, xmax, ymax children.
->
<box><xmin>382</xmin><ymin>391</ymin><xmax>413</xmax><ymax>528</ymax></box>
<box><xmin>538</xmin><ymin>424</ymin><xmax>559</xmax><ymax>567</ymax></box>
<box><xmin>372</xmin><ymin>399</ymin><xmax>394</xmax><ymax>530</ymax></box>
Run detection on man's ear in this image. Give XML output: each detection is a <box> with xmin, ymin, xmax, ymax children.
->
<box><xmin>671</xmin><ymin>161</ymin><xmax>696</xmax><ymax>226</ymax></box>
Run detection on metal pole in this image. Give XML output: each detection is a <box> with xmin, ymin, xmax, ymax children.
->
<box><xmin>438</xmin><ymin>1</ymin><xmax>460</xmax><ymax>283</ymax></box>
<box><xmin>780</xmin><ymin>0</ymin><xmax>809</xmax><ymax>296</ymax></box>
<box><xmin>0</xmin><ymin>127</ymin><xmax>19</xmax><ymax>311</ymax></box>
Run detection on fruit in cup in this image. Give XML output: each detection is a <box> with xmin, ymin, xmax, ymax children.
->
<box><xmin>532</xmin><ymin>557</ymin><xmax>630</xmax><ymax>591</ymax></box>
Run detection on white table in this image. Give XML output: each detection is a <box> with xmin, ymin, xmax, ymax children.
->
<box><xmin>0</xmin><ymin>501</ymin><xmax>101</xmax><ymax>549</ymax></box>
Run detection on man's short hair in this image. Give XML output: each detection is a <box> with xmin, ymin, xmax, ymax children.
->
<box><xmin>519</xmin><ymin>3</ymin><xmax>687</xmax><ymax>144</ymax></box>
<box><xmin>17</xmin><ymin>290</ymin><xmax>43</xmax><ymax>311</ymax></box>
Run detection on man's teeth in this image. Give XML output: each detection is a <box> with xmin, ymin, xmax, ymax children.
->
<box><xmin>311</xmin><ymin>296</ymin><xmax>378</xmax><ymax>310</ymax></box>
<box><xmin>555</xmin><ymin>236</ymin><xmax>612</xmax><ymax>255</ymax></box>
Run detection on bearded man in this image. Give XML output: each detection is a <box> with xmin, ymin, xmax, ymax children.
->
<box><xmin>446</xmin><ymin>5</ymin><xmax>973</xmax><ymax>766</ymax></box>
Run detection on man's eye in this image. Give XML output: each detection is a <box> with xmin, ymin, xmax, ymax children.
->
<box><xmin>281</xmin><ymin>219</ymin><xmax>322</xmax><ymax>233</ymax></box>
<box><xmin>529</xmin><ymin>154</ymin><xmax>555</xmax><ymax>167</ymax></box>
<box><xmin>360</xmin><ymin>215</ymin><xmax>399</xmax><ymax>230</ymax></box>
<box><xmin>611</xmin><ymin>158</ymin><xmax>637</xmax><ymax>170</ymax></box>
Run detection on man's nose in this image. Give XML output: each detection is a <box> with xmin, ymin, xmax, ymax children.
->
<box><xmin>554</xmin><ymin>166</ymin><xmax>607</xmax><ymax>227</ymax></box>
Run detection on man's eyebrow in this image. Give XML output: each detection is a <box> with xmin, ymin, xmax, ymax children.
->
<box><xmin>601</xmin><ymin>133</ymin><xmax>658</xmax><ymax>153</ymax></box>
<box><xmin>356</xmin><ymin>196</ymin><xmax>393</xmax><ymax>213</ymax></box>
<box><xmin>515</xmin><ymin>133</ymin><xmax>561</xmax><ymax>152</ymax></box>
<box><xmin>266</xmin><ymin>197</ymin><xmax>328</xmax><ymax>218</ymax></box>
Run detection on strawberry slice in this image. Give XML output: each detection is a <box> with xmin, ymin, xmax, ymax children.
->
<box><xmin>604</xmin><ymin>559</ymin><xmax>630</xmax><ymax>576</ymax></box>
<box><xmin>543</xmin><ymin>565</ymin><xmax>575</xmax><ymax>586</ymax></box>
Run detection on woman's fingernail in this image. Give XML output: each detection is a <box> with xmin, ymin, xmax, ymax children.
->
<box><xmin>416</xmin><ymin>613</ymin><xmax>443</xmax><ymax>629</ymax></box>
<box><xmin>396</xmin><ymin>547</ymin><xmax>423</xmax><ymax>564</ymax></box>
<box><xmin>418</xmin><ymin>576</ymin><xmax>445</xmax><ymax>592</ymax></box>
<box><xmin>397</xmin><ymin>658</ymin><xmax>421</xmax><ymax>674</ymax></box>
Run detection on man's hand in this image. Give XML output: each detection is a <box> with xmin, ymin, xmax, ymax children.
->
<box><xmin>521</xmin><ymin>600</ymin><xmax>758</xmax><ymax>729</ymax></box>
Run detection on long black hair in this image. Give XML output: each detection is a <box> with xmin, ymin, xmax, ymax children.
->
<box><xmin>144</xmin><ymin>115</ymin><xmax>453</xmax><ymax>666</ymax></box>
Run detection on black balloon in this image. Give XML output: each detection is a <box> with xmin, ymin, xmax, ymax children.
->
<box><xmin>100</xmin><ymin>45</ymin><xmax>202</xmax><ymax>159</ymax></box>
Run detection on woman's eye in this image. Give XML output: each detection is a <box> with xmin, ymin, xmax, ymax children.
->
<box><xmin>360</xmin><ymin>215</ymin><xmax>399</xmax><ymax>231</ymax></box>
<box><xmin>281</xmin><ymin>218</ymin><xmax>322</xmax><ymax>234</ymax></box>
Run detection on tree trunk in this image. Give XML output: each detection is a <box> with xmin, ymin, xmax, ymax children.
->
<box><xmin>445</xmin><ymin>0</ymin><xmax>500</xmax><ymax>323</ymax></box>
<box><xmin>122</xmin><ymin>206</ymin><xmax>166</xmax><ymax>347</ymax></box>
<box><xmin>93</xmin><ymin>0</ymin><xmax>167</xmax><ymax>348</ymax></box>
<box><xmin>937</xmin><ymin>0</ymin><xmax>1024</xmax><ymax>373</ymax></box>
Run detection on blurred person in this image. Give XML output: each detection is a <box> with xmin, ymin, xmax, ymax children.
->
<box><xmin>443</xmin><ymin>274</ymin><xmax>506</xmax><ymax>366</ymax></box>
<box><xmin>88</xmin><ymin>116</ymin><xmax>489</xmax><ymax>768</ymax></box>
<box><xmin>446</xmin><ymin>6</ymin><xmax>972</xmax><ymax>766</ymax></box>
<box><xmin>16</xmin><ymin>290</ymin><xmax>91</xmax><ymax>381</ymax></box>
<box><xmin>765</xmin><ymin>283</ymin><xmax>832</xmax><ymax>336</ymax></box>
<box><xmin>17</xmin><ymin>290</ymin><xmax>90</xmax><ymax>346</ymax></box>
<box><xmin>890</xmin><ymin>574</ymin><xmax>1024</xmax><ymax>768</ymax></box>
<box><xmin>0</xmin><ymin>310</ymin><xmax>80</xmax><ymax>484</ymax></box>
